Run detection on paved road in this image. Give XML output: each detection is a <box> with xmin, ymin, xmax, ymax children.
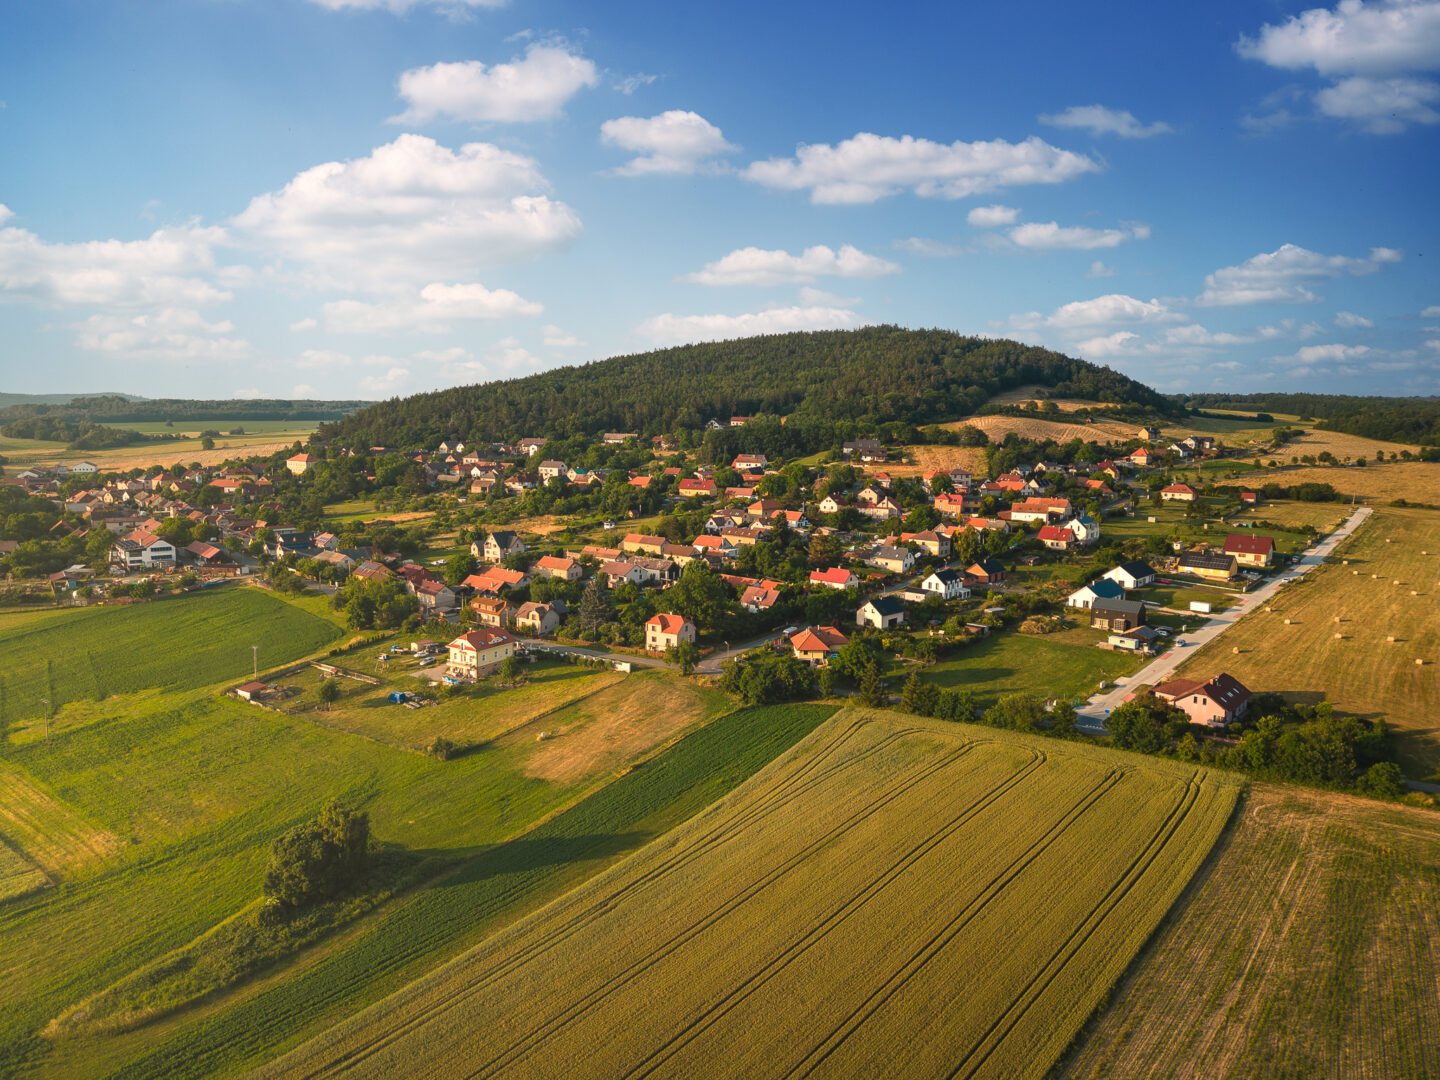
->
<box><xmin>524</xmin><ymin>641</ymin><xmax>673</xmax><ymax>670</ymax></box>
<box><xmin>1076</xmin><ymin>505</ymin><xmax>1373</xmax><ymax>730</ymax></box>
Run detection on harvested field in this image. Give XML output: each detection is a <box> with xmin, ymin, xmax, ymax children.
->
<box><xmin>0</xmin><ymin>761</ymin><xmax>121</xmax><ymax>879</ymax></box>
<box><xmin>260</xmin><ymin>711</ymin><xmax>1241</xmax><ymax>1080</ymax></box>
<box><xmin>1176</xmin><ymin>505</ymin><xmax>1440</xmax><ymax>776</ymax></box>
<box><xmin>985</xmin><ymin>387</ymin><xmax>1100</xmax><ymax>412</ymax></box>
<box><xmin>891</xmin><ymin>444</ymin><xmax>989</xmax><ymax>478</ymax></box>
<box><xmin>1059</xmin><ymin>784</ymin><xmax>1440</xmax><ymax>1080</ymax></box>
<box><xmin>947</xmin><ymin>414</ymin><xmax>1136</xmax><ymax>444</ymax></box>
<box><xmin>508</xmin><ymin>670</ymin><xmax>730</xmax><ymax>784</ymax></box>
<box><xmin>1226</xmin><ymin>460</ymin><xmax>1440</xmax><ymax>504</ymax></box>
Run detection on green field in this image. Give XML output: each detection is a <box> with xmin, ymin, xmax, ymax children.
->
<box><xmin>59</xmin><ymin>703</ymin><xmax>836</xmax><ymax>1080</ymax></box>
<box><xmin>259</xmin><ymin>711</ymin><xmax>1241</xmax><ymax>1080</ymax></box>
<box><xmin>921</xmin><ymin>628</ymin><xmax>1146</xmax><ymax>705</ymax></box>
<box><xmin>0</xmin><ymin>837</ymin><xmax>49</xmax><ymax>902</ymax></box>
<box><xmin>1060</xmin><ymin>783</ymin><xmax>1440</xmax><ymax>1079</ymax></box>
<box><xmin>0</xmin><ymin>587</ymin><xmax>344</xmax><ymax>733</ymax></box>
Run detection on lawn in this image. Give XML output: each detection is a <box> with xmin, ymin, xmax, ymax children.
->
<box><xmin>1175</xmin><ymin>505</ymin><xmax>1440</xmax><ymax>777</ymax></box>
<box><xmin>1233</xmin><ymin>500</ymin><xmax>1350</xmax><ymax>533</ymax></box>
<box><xmin>921</xmin><ymin>628</ymin><xmax>1147</xmax><ymax>706</ymax></box>
<box><xmin>1130</xmin><ymin>584</ymin><xmax>1238</xmax><ymax>612</ymax></box>
<box><xmin>1060</xmin><ymin>783</ymin><xmax>1440</xmax><ymax>1080</ymax></box>
<box><xmin>258</xmin><ymin>710</ymin><xmax>1240</xmax><ymax>1080</ymax></box>
<box><xmin>0</xmin><ymin>586</ymin><xmax>344</xmax><ymax>734</ymax></box>
<box><xmin>280</xmin><ymin>661</ymin><xmax>629</xmax><ymax>752</ymax></box>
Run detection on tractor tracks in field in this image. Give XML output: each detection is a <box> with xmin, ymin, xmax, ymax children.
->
<box><xmin>283</xmin><ymin>719</ymin><xmax>974</xmax><ymax>1080</ymax></box>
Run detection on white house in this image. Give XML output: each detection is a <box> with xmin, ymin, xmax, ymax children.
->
<box><xmin>1103</xmin><ymin>560</ymin><xmax>1158</xmax><ymax>590</ymax></box>
<box><xmin>1065</xmin><ymin>578</ymin><xmax>1128</xmax><ymax>610</ymax></box>
<box><xmin>920</xmin><ymin>568</ymin><xmax>970</xmax><ymax>601</ymax></box>
<box><xmin>856</xmin><ymin>596</ymin><xmax>907</xmax><ymax>630</ymax></box>
<box><xmin>446</xmin><ymin>628</ymin><xmax>516</xmax><ymax>678</ymax></box>
<box><xmin>1066</xmin><ymin>515</ymin><xmax>1101</xmax><ymax>545</ymax></box>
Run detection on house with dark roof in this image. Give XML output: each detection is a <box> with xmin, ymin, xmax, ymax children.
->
<box><xmin>921</xmin><ymin>568</ymin><xmax>970</xmax><ymax>601</ymax></box>
<box><xmin>1178</xmin><ymin>550</ymin><xmax>1237</xmax><ymax>581</ymax></box>
<box><xmin>481</xmin><ymin>530</ymin><xmax>526</xmax><ymax>563</ymax></box>
<box><xmin>1089</xmin><ymin>597</ymin><xmax>1147</xmax><ymax>633</ymax></box>
<box><xmin>1103</xmin><ymin>560</ymin><xmax>1157</xmax><ymax>590</ymax></box>
<box><xmin>856</xmin><ymin>595</ymin><xmax>907</xmax><ymax>630</ymax></box>
<box><xmin>1066</xmin><ymin>578</ymin><xmax>1127</xmax><ymax>609</ymax></box>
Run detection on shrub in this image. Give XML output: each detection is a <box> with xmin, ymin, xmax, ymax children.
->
<box><xmin>263</xmin><ymin>801</ymin><xmax>369</xmax><ymax>909</ymax></box>
<box><xmin>427</xmin><ymin>737</ymin><xmax>458</xmax><ymax>761</ymax></box>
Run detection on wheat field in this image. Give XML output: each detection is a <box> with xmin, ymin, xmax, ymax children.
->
<box><xmin>258</xmin><ymin>711</ymin><xmax>1240</xmax><ymax>1080</ymax></box>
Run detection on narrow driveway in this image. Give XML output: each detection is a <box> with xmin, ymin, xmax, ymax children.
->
<box><xmin>524</xmin><ymin>641</ymin><xmax>672</xmax><ymax>670</ymax></box>
<box><xmin>1077</xmin><ymin>505</ymin><xmax>1372</xmax><ymax>729</ymax></box>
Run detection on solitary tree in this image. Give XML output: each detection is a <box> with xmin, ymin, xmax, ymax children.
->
<box><xmin>668</xmin><ymin>639</ymin><xmax>701</xmax><ymax>676</ymax></box>
<box><xmin>316</xmin><ymin>677</ymin><xmax>342</xmax><ymax>710</ymax></box>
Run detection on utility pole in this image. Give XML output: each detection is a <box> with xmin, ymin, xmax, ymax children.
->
<box><xmin>40</xmin><ymin>697</ymin><xmax>50</xmax><ymax>743</ymax></box>
<box><xmin>252</xmin><ymin>644</ymin><xmax>259</xmax><ymax>679</ymax></box>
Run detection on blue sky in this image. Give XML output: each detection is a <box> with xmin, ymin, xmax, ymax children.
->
<box><xmin>2</xmin><ymin>0</ymin><xmax>1438</xmax><ymax>400</ymax></box>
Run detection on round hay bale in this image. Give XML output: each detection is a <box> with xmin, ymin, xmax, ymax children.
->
<box><xmin>1284</xmin><ymin>618</ymin><xmax>1292</xmax><ymax>625</ymax></box>
<box><xmin>1386</xmin><ymin>538</ymin><xmax>1393</xmax><ymax>544</ymax></box>
<box><xmin>1413</xmin><ymin>590</ymin><xmax>1419</xmax><ymax>596</ymax></box>
<box><xmin>1333</xmin><ymin>632</ymin><xmax>1343</xmax><ymax>639</ymax></box>
<box><xmin>1333</xmin><ymin>616</ymin><xmax>1341</xmax><ymax>623</ymax></box>
<box><xmin>1387</xmin><ymin>635</ymin><xmax>1396</xmax><ymax>642</ymax></box>
<box><xmin>1393</xmin><ymin>579</ymin><xmax>1401</xmax><ymax>585</ymax></box>
<box><xmin>1342</xmin><ymin>559</ymin><xmax>1348</xmax><ymax>565</ymax></box>
<box><xmin>1418</xmin><ymin>658</ymin><xmax>1427</xmax><ymax>667</ymax></box>
<box><xmin>1232</xmin><ymin>646</ymin><xmax>1240</xmax><ymax>654</ymax></box>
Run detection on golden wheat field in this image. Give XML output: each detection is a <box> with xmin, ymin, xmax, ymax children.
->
<box><xmin>257</xmin><ymin>710</ymin><xmax>1240</xmax><ymax>1080</ymax></box>
<box><xmin>1059</xmin><ymin>784</ymin><xmax>1440</xmax><ymax>1080</ymax></box>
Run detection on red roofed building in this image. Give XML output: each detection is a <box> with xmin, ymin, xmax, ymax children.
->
<box><xmin>1223</xmin><ymin>533</ymin><xmax>1275</xmax><ymax>566</ymax></box>
<box><xmin>1152</xmin><ymin>673</ymin><xmax>1252</xmax><ymax>727</ymax></box>
<box><xmin>809</xmin><ymin>566</ymin><xmax>858</xmax><ymax>590</ymax></box>
<box><xmin>1161</xmin><ymin>483</ymin><xmax>1197</xmax><ymax>502</ymax></box>
<box><xmin>534</xmin><ymin>555</ymin><xmax>582</xmax><ymax>581</ymax></box>
<box><xmin>645</xmin><ymin>613</ymin><xmax>697</xmax><ymax>652</ymax></box>
<box><xmin>1038</xmin><ymin>524</ymin><xmax>1073</xmax><ymax>550</ymax></box>
<box><xmin>446</xmin><ymin>628</ymin><xmax>517</xmax><ymax>678</ymax></box>
<box><xmin>789</xmin><ymin>625</ymin><xmax>849</xmax><ymax>665</ymax></box>
<box><xmin>678</xmin><ymin>478</ymin><xmax>716</xmax><ymax>498</ymax></box>
<box><xmin>286</xmin><ymin>453</ymin><xmax>318</xmax><ymax>476</ymax></box>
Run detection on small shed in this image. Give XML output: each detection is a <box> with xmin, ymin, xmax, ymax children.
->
<box><xmin>236</xmin><ymin>681</ymin><xmax>267</xmax><ymax>702</ymax></box>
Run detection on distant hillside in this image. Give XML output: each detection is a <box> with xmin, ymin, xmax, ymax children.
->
<box><xmin>0</xmin><ymin>395</ymin><xmax>373</xmax><ymax>424</ymax></box>
<box><xmin>320</xmin><ymin>326</ymin><xmax>1178</xmax><ymax>451</ymax></box>
<box><xmin>0</xmin><ymin>391</ymin><xmax>144</xmax><ymax>407</ymax></box>
<box><xmin>1179</xmin><ymin>392</ymin><xmax>1440</xmax><ymax>447</ymax></box>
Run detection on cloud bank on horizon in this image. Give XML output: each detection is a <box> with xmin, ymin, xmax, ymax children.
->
<box><xmin>0</xmin><ymin>0</ymin><xmax>1436</xmax><ymax>399</ymax></box>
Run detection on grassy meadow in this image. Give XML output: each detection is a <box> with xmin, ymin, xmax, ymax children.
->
<box><xmin>1060</xmin><ymin>783</ymin><xmax>1440</xmax><ymax>1080</ymax></box>
<box><xmin>1175</xmin><ymin>505</ymin><xmax>1440</xmax><ymax>777</ymax></box>
<box><xmin>0</xmin><ymin>586</ymin><xmax>344</xmax><ymax>733</ymax></box>
<box><xmin>258</xmin><ymin>710</ymin><xmax>1241</xmax><ymax>1080</ymax></box>
<box><xmin>920</xmin><ymin>627</ymin><xmax>1147</xmax><ymax>706</ymax></box>
<box><xmin>0</xmin><ymin>420</ymin><xmax>319</xmax><ymax>472</ymax></box>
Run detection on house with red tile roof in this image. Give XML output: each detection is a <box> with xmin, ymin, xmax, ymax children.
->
<box><xmin>809</xmin><ymin>566</ymin><xmax>858</xmax><ymax>590</ymax></box>
<box><xmin>1223</xmin><ymin>533</ymin><xmax>1275</xmax><ymax>567</ymax></box>
<box><xmin>1152</xmin><ymin>673</ymin><xmax>1252</xmax><ymax>727</ymax></box>
<box><xmin>645</xmin><ymin>613</ymin><xmax>696</xmax><ymax>652</ymax></box>
<box><xmin>789</xmin><ymin>625</ymin><xmax>849</xmax><ymax>665</ymax></box>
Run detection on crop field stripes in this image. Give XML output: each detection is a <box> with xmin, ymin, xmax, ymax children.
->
<box><xmin>287</xmin><ymin>722</ymin><xmax>1002</xmax><ymax>1079</ymax></box>
<box><xmin>261</xmin><ymin>714</ymin><xmax>1242</xmax><ymax>1080</ymax></box>
<box><xmin>786</xmin><ymin>766</ymin><xmax>1137</xmax><ymax>1080</ymax></box>
<box><xmin>945</xmin><ymin>773</ymin><xmax>1204</xmax><ymax>1080</ymax></box>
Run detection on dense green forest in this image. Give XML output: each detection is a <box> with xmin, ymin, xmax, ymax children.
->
<box><xmin>1179</xmin><ymin>393</ymin><xmax>1440</xmax><ymax>446</ymax></box>
<box><xmin>318</xmin><ymin>327</ymin><xmax>1178</xmax><ymax>451</ymax></box>
<box><xmin>0</xmin><ymin>395</ymin><xmax>371</xmax><ymax>425</ymax></box>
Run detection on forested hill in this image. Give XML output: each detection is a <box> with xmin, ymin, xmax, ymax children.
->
<box><xmin>319</xmin><ymin>327</ymin><xmax>1176</xmax><ymax>450</ymax></box>
<box><xmin>1179</xmin><ymin>392</ymin><xmax>1440</xmax><ymax>447</ymax></box>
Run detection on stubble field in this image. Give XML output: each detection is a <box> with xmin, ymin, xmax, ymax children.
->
<box><xmin>1059</xmin><ymin>783</ymin><xmax>1440</xmax><ymax>1080</ymax></box>
<box><xmin>259</xmin><ymin>711</ymin><xmax>1241</xmax><ymax>1080</ymax></box>
<box><xmin>1175</xmin><ymin>505</ymin><xmax>1440</xmax><ymax>776</ymax></box>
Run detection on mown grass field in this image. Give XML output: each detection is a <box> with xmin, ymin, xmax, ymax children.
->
<box><xmin>1228</xmin><ymin>460</ymin><xmax>1440</xmax><ymax>503</ymax></box>
<box><xmin>259</xmin><ymin>711</ymin><xmax>1241</xmax><ymax>1080</ymax></box>
<box><xmin>1059</xmin><ymin>783</ymin><xmax>1440</xmax><ymax>1080</ymax></box>
<box><xmin>921</xmin><ymin>628</ymin><xmax>1146</xmax><ymax>706</ymax></box>
<box><xmin>0</xmin><ymin>837</ymin><xmax>49</xmax><ymax>902</ymax></box>
<box><xmin>0</xmin><ymin>586</ymin><xmax>343</xmax><ymax>734</ymax></box>
<box><xmin>281</xmin><ymin>661</ymin><xmax>628</xmax><ymax>752</ymax></box>
<box><xmin>1233</xmin><ymin>499</ymin><xmax>1351</xmax><ymax>532</ymax></box>
<box><xmin>1175</xmin><ymin>506</ymin><xmax>1440</xmax><ymax>777</ymax></box>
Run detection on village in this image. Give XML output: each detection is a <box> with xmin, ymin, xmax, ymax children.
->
<box><xmin>2</xmin><ymin>415</ymin><xmax>1342</xmax><ymax>741</ymax></box>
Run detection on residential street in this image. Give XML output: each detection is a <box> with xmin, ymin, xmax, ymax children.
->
<box><xmin>1076</xmin><ymin>505</ymin><xmax>1373</xmax><ymax>730</ymax></box>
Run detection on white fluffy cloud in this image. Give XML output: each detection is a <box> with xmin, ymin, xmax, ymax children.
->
<box><xmin>1031</xmin><ymin>294</ymin><xmax>1184</xmax><ymax>330</ymax></box>
<box><xmin>1087</xmin><ymin>260</ymin><xmax>1116</xmax><ymax>278</ymax></box>
<box><xmin>541</xmin><ymin>324</ymin><xmax>583</xmax><ymax>347</ymax></box>
<box><xmin>392</xmin><ymin>44</ymin><xmax>598</xmax><ymax>124</ymax></box>
<box><xmin>74</xmin><ymin>308</ymin><xmax>248</xmax><ymax>360</ymax></box>
<box><xmin>323</xmin><ymin>281</ymin><xmax>542</xmax><ymax>333</ymax></box>
<box><xmin>1236</xmin><ymin>0</ymin><xmax>1440</xmax><ymax>76</ymax></box>
<box><xmin>360</xmin><ymin>366</ymin><xmax>412</xmax><ymax>396</ymax></box>
<box><xmin>289</xmin><ymin>317</ymin><xmax>318</xmax><ymax>332</ymax></box>
<box><xmin>1009</xmin><ymin>221</ymin><xmax>1150</xmax><ymax>250</ymax></box>
<box><xmin>600</xmin><ymin>110</ymin><xmax>735</xmax><ymax>175</ymax></box>
<box><xmin>637</xmin><ymin>305</ymin><xmax>865</xmax><ymax>345</ymax></box>
<box><xmin>743</xmin><ymin>133</ymin><xmax>1099</xmax><ymax>205</ymax></box>
<box><xmin>1291</xmin><ymin>342</ymin><xmax>1374</xmax><ymax>362</ymax></box>
<box><xmin>1075</xmin><ymin>331</ymin><xmax>1142</xmax><ymax>357</ymax></box>
<box><xmin>1196</xmin><ymin>243</ymin><xmax>1402</xmax><ymax>305</ymax></box>
<box><xmin>1237</xmin><ymin>1</ymin><xmax>1440</xmax><ymax>131</ymax></box>
<box><xmin>1314</xmin><ymin>75</ymin><xmax>1440</xmax><ymax>130</ymax></box>
<box><xmin>232</xmin><ymin>134</ymin><xmax>581</xmax><ymax>289</ymax></box>
<box><xmin>1422</xmin><ymin>304</ymin><xmax>1440</xmax><ymax>316</ymax></box>
<box><xmin>894</xmin><ymin>237</ymin><xmax>965</xmax><ymax>257</ymax></box>
<box><xmin>0</xmin><ymin>219</ymin><xmax>228</xmax><ymax>308</ymax></box>
<box><xmin>310</xmin><ymin>0</ymin><xmax>505</xmax><ymax>11</ymax></box>
<box><xmin>1334</xmin><ymin>310</ymin><xmax>1375</xmax><ymax>327</ymax></box>
<box><xmin>1038</xmin><ymin>105</ymin><xmax>1173</xmax><ymax>137</ymax></box>
<box><xmin>684</xmin><ymin>244</ymin><xmax>899</xmax><ymax>286</ymax></box>
<box><xmin>967</xmin><ymin>204</ymin><xmax>1020</xmax><ymax>227</ymax></box>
